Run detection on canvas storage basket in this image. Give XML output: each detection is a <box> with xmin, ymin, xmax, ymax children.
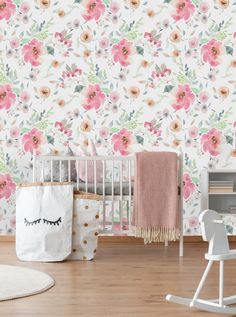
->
<box><xmin>69</xmin><ymin>191</ymin><xmax>102</xmax><ymax>261</ymax></box>
<box><xmin>16</xmin><ymin>182</ymin><xmax>73</xmax><ymax>262</ymax></box>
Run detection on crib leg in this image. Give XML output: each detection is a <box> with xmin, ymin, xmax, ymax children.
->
<box><xmin>165</xmin><ymin>240</ymin><xmax>168</xmax><ymax>247</ymax></box>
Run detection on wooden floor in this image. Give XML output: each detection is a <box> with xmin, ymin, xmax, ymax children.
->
<box><xmin>1</xmin><ymin>241</ymin><xmax>236</xmax><ymax>317</ymax></box>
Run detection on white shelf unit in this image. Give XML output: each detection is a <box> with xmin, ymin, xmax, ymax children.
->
<box><xmin>201</xmin><ymin>169</ymin><xmax>236</xmax><ymax>215</ymax></box>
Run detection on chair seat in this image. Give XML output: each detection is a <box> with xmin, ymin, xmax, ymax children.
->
<box><xmin>205</xmin><ymin>249</ymin><xmax>236</xmax><ymax>261</ymax></box>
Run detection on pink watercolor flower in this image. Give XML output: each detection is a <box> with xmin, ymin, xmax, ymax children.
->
<box><xmin>22</xmin><ymin>128</ymin><xmax>46</xmax><ymax>154</ymax></box>
<box><xmin>183</xmin><ymin>173</ymin><xmax>195</xmax><ymax>200</ymax></box>
<box><xmin>82</xmin><ymin>0</ymin><xmax>105</xmax><ymax>21</ymax></box>
<box><xmin>82</xmin><ymin>84</ymin><xmax>105</xmax><ymax>110</ymax></box>
<box><xmin>172</xmin><ymin>84</ymin><xmax>195</xmax><ymax>111</ymax></box>
<box><xmin>112</xmin><ymin>128</ymin><xmax>133</xmax><ymax>156</ymax></box>
<box><xmin>10</xmin><ymin>126</ymin><xmax>20</xmax><ymax>138</ymax></box>
<box><xmin>55</xmin><ymin>121</ymin><xmax>72</xmax><ymax>137</ymax></box>
<box><xmin>99</xmin><ymin>38</ymin><xmax>109</xmax><ymax>49</ymax></box>
<box><xmin>189</xmin><ymin>37</ymin><xmax>198</xmax><ymax>49</ymax></box>
<box><xmin>112</xmin><ymin>39</ymin><xmax>133</xmax><ymax>67</ymax></box>
<box><xmin>99</xmin><ymin>127</ymin><xmax>109</xmax><ymax>139</ymax></box>
<box><xmin>109</xmin><ymin>1</ymin><xmax>120</xmax><ymax>13</ymax></box>
<box><xmin>233</xmin><ymin>121</ymin><xmax>236</xmax><ymax>128</ymax></box>
<box><xmin>110</xmin><ymin>91</ymin><xmax>120</xmax><ymax>103</ymax></box>
<box><xmin>19</xmin><ymin>91</ymin><xmax>30</xmax><ymax>103</ymax></box>
<box><xmin>0</xmin><ymin>0</ymin><xmax>16</xmax><ymax>21</ymax></box>
<box><xmin>172</xmin><ymin>0</ymin><xmax>195</xmax><ymax>21</ymax></box>
<box><xmin>201</xmin><ymin>128</ymin><xmax>222</xmax><ymax>156</ymax></box>
<box><xmin>199</xmin><ymin>91</ymin><xmax>209</xmax><ymax>103</ymax></box>
<box><xmin>189</xmin><ymin>216</ymin><xmax>199</xmax><ymax>228</ymax></box>
<box><xmin>0</xmin><ymin>174</ymin><xmax>16</xmax><ymax>200</ymax></box>
<box><xmin>189</xmin><ymin>126</ymin><xmax>198</xmax><ymax>138</ymax></box>
<box><xmin>0</xmin><ymin>84</ymin><xmax>16</xmax><ymax>110</ymax></box>
<box><xmin>201</xmin><ymin>39</ymin><xmax>222</xmax><ymax>67</ymax></box>
<box><xmin>199</xmin><ymin>2</ymin><xmax>209</xmax><ymax>13</ymax></box>
<box><xmin>22</xmin><ymin>39</ymin><xmax>43</xmax><ymax>67</ymax></box>
<box><xmin>19</xmin><ymin>1</ymin><xmax>30</xmax><ymax>13</ymax></box>
<box><xmin>10</xmin><ymin>37</ymin><xmax>19</xmax><ymax>49</ymax></box>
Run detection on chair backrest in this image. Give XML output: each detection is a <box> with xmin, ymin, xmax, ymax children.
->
<box><xmin>199</xmin><ymin>209</ymin><xmax>229</xmax><ymax>255</ymax></box>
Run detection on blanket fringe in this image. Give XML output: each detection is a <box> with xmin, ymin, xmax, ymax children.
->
<box><xmin>134</xmin><ymin>226</ymin><xmax>180</xmax><ymax>244</ymax></box>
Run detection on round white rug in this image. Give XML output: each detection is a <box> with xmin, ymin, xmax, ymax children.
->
<box><xmin>0</xmin><ymin>265</ymin><xmax>54</xmax><ymax>301</ymax></box>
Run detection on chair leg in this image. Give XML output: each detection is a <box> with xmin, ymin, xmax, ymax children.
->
<box><xmin>190</xmin><ymin>260</ymin><xmax>213</xmax><ymax>306</ymax></box>
<box><xmin>219</xmin><ymin>260</ymin><xmax>224</xmax><ymax>307</ymax></box>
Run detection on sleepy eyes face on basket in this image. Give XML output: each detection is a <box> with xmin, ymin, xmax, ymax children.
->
<box><xmin>24</xmin><ymin>217</ymin><xmax>62</xmax><ymax>226</ymax></box>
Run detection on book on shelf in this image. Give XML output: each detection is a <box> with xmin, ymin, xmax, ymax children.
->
<box><xmin>209</xmin><ymin>188</ymin><xmax>234</xmax><ymax>193</ymax></box>
<box><xmin>209</xmin><ymin>181</ymin><xmax>234</xmax><ymax>186</ymax></box>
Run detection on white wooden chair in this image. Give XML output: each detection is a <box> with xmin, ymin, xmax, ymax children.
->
<box><xmin>166</xmin><ymin>209</ymin><xmax>236</xmax><ymax>314</ymax></box>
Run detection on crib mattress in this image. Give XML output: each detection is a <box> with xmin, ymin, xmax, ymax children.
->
<box><xmin>75</xmin><ymin>181</ymin><xmax>134</xmax><ymax>196</ymax></box>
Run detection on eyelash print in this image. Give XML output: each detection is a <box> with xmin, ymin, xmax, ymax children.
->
<box><xmin>43</xmin><ymin>217</ymin><xmax>62</xmax><ymax>226</ymax></box>
<box><xmin>24</xmin><ymin>218</ymin><xmax>41</xmax><ymax>226</ymax></box>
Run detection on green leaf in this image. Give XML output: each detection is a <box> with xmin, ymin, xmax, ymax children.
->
<box><xmin>163</xmin><ymin>0</ymin><xmax>171</xmax><ymax>3</ymax></box>
<box><xmin>46</xmin><ymin>46</ymin><xmax>54</xmax><ymax>56</ymax></box>
<box><xmin>35</xmin><ymin>31</ymin><xmax>49</xmax><ymax>41</ymax></box>
<box><xmin>12</xmin><ymin>87</ymin><xmax>21</xmax><ymax>96</ymax></box>
<box><xmin>110</xmin><ymin>38</ymin><xmax>120</xmax><ymax>44</ymax></box>
<box><xmin>225</xmin><ymin>46</ymin><xmax>233</xmax><ymax>56</ymax></box>
<box><xmin>46</xmin><ymin>135</ymin><xmax>54</xmax><ymax>145</ymax></box>
<box><xmin>0</xmin><ymin>71</ymin><xmax>9</xmax><ymax>84</ymax></box>
<box><xmin>110</xmin><ymin>127</ymin><xmax>120</xmax><ymax>134</ymax></box>
<box><xmin>136</xmin><ymin>46</ymin><xmax>144</xmax><ymax>55</ymax></box>
<box><xmin>87</xmin><ymin>72</ymin><xmax>100</xmax><ymax>84</ymax></box>
<box><xmin>177</xmin><ymin>73</ymin><xmax>188</xmax><ymax>84</ymax></box>
<box><xmin>199</xmin><ymin>128</ymin><xmax>208</xmax><ymax>134</ymax></box>
<box><xmin>103</xmin><ymin>0</ymin><xmax>112</xmax><ymax>4</ymax></box>
<box><xmin>191</xmin><ymin>87</ymin><xmax>200</xmax><ymax>95</ymax></box>
<box><xmin>192</xmin><ymin>177</ymin><xmax>199</xmax><ymax>184</ymax></box>
<box><xmin>226</xmin><ymin>135</ymin><xmax>233</xmax><ymax>145</ymax></box>
<box><xmin>74</xmin><ymin>0</ymin><xmax>82</xmax><ymax>3</ymax></box>
<box><xmin>136</xmin><ymin>135</ymin><xmax>144</xmax><ymax>145</ymax></box>
<box><xmin>13</xmin><ymin>0</ymin><xmax>21</xmax><ymax>5</ymax></box>
<box><xmin>21</xmin><ymin>38</ymin><xmax>30</xmax><ymax>45</ymax></box>
<box><xmin>164</xmin><ymin>85</ymin><xmax>174</xmax><ymax>93</ymax></box>
<box><xmin>74</xmin><ymin>85</ymin><xmax>84</xmax><ymax>93</ymax></box>
<box><xmin>21</xmin><ymin>128</ymin><xmax>30</xmax><ymax>134</ymax></box>
<box><xmin>101</xmin><ymin>87</ymin><xmax>110</xmax><ymax>95</ymax></box>
<box><xmin>126</xmin><ymin>32</ymin><xmax>137</xmax><ymax>41</ymax></box>
<box><xmin>199</xmin><ymin>38</ymin><xmax>208</xmax><ymax>45</ymax></box>
<box><xmin>216</xmin><ymin>31</ymin><xmax>227</xmax><ymax>41</ymax></box>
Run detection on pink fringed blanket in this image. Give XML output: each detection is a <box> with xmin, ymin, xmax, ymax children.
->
<box><xmin>133</xmin><ymin>152</ymin><xmax>180</xmax><ymax>244</ymax></box>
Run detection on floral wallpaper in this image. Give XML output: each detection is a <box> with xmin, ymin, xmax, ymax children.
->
<box><xmin>0</xmin><ymin>0</ymin><xmax>236</xmax><ymax>235</ymax></box>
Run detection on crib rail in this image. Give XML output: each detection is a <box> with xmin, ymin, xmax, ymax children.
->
<box><xmin>33</xmin><ymin>152</ymin><xmax>134</xmax><ymax>236</ymax></box>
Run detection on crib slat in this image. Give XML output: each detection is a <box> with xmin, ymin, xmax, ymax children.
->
<box><xmin>42</xmin><ymin>160</ymin><xmax>45</xmax><ymax>182</ymax></box>
<box><xmin>50</xmin><ymin>160</ymin><xmax>53</xmax><ymax>182</ymax></box>
<box><xmin>85</xmin><ymin>160</ymin><xmax>88</xmax><ymax>192</ymax></box>
<box><xmin>128</xmin><ymin>159</ymin><xmax>132</xmax><ymax>231</ymax></box>
<box><xmin>68</xmin><ymin>160</ymin><xmax>71</xmax><ymax>182</ymax></box>
<box><xmin>94</xmin><ymin>160</ymin><xmax>97</xmax><ymax>194</ymax></box>
<box><xmin>111</xmin><ymin>160</ymin><xmax>114</xmax><ymax>229</ymax></box>
<box><xmin>102</xmin><ymin>160</ymin><xmax>106</xmax><ymax>231</ymax></box>
<box><xmin>76</xmin><ymin>160</ymin><xmax>79</xmax><ymax>190</ymax></box>
<box><xmin>59</xmin><ymin>160</ymin><xmax>62</xmax><ymax>182</ymax></box>
<box><xmin>33</xmin><ymin>149</ymin><xmax>36</xmax><ymax>182</ymax></box>
<box><xmin>120</xmin><ymin>161</ymin><xmax>123</xmax><ymax>232</ymax></box>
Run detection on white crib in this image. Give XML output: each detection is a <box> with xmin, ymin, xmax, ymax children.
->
<box><xmin>32</xmin><ymin>150</ymin><xmax>184</xmax><ymax>256</ymax></box>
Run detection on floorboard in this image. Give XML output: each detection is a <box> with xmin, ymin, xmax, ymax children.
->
<box><xmin>0</xmin><ymin>241</ymin><xmax>235</xmax><ymax>317</ymax></box>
